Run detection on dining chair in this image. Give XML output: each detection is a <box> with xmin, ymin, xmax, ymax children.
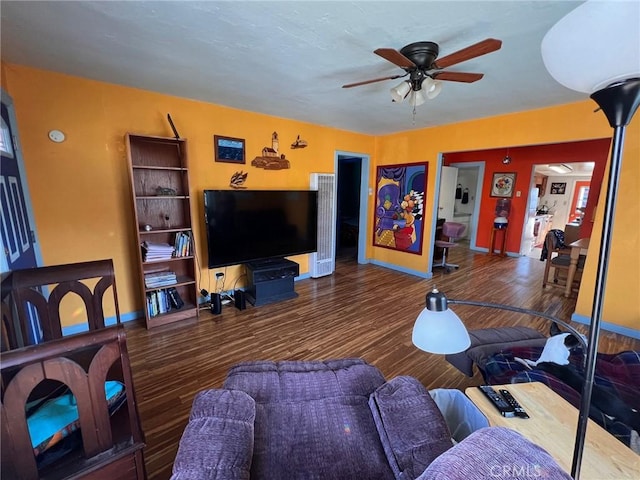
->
<box><xmin>541</xmin><ymin>231</ymin><xmax>585</xmax><ymax>291</ymax></box>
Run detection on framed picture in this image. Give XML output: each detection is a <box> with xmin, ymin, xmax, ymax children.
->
<box><xmin>550</xmin><ymin>182</ymin><xmax>567</xmax><ymax>194</ymax></box>
<box><xmin>490</xmin><ymin>172</ymin><xmax>516</xmax><ymax>198</ymax></box>
<box><xmin>372</xmin><ymin>162</ymin><xmax>427</xmax><ymax>255</ymax></box>
<box><xmin>214</xmin><ymin>135</ymin><xmax>245</xmax><ymax>163</ymax></box>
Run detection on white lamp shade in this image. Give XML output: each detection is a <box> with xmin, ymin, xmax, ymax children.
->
<box><xmin>426</xmin><ymin>80</ymin><xmax>442</xmax><ymax>99</ymax></box>
<box><xmin>541</xmin><ymin>1</ymin><xmax>640</xmax><ymax>93</ymax></box>
<box><xmin>413</xmin><ymin>89</ymin><xmax>427</xmax><ymax>106</ymax></box>
<box><xmin>390</xmin><ymin>81</ymin><xmax>411</xmax><ymax>102</ymax></box>
<box><xmin>412</xmin><ymin>307</ymin><xmax>471</xmax><ymax>354</ymax></box>
<box><xmin>422</xmin><ymin>77</ymin><xmax>435</xmax><ymax>91</ymax></box>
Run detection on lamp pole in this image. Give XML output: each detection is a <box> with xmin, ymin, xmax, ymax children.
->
<box><xmin>570</xmin><ymin>77</ymin><xmax>640</xmax><ymax>479</ymax></box>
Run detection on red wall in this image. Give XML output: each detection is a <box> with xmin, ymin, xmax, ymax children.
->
<box><xmin>444</xmin><ymin>138</ymin><xmax>611</xmax><ymax>253</ymax></box>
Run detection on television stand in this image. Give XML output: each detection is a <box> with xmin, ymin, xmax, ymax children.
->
<box><xmin>245</xmin><ymin>258</ymin><xmax>299</xmax><ymax>306</ymax></box>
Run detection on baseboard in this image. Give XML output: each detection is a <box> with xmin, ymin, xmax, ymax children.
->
<box><xmin>571</xmin><ymin>312</ymin><xmax>640</xmax><ymax>340</ymax></box>
<box><xmin>370</xmin><ymin>259</ymin><xmax>431</xmax><ymax>279</ymax></box>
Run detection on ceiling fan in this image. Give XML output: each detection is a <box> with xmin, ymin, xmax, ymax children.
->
<box><xmin>342</xmin><ymin>38</ymin><xmax>502</xmax><ymax>105</ymax></box>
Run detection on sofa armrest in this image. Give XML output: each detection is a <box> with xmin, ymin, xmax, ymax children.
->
<box><xmin>445</xmin><ymin>327</ymin><xmax>546</xmax><ymax>377</ymax></box>
<box><xmin>369</xmin><ymin>376</ymin><xmax>453</xmax><ymax>480</ymax></box>
<box><xmin>171</xmin><ymin>389</ymin><xmax>256</xmax><ymax>480</ymax></box>
<box><xmin>417</xmin><ymin>427</ymin><xmax>572</xmax><ymax>480</ymax></box>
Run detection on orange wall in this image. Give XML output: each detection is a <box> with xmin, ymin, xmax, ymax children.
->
<box><xmin>375</xmin><ymin>103</ymin><xmax>639</xmax><ymax>331</ymax></box>
<box><xmin>3</xmin><ymin>61</ymin><xmax>638</xmax><ymax>332</ymax></box>
<box><xmin>442</xmin><ymin>139</ymin><xmax>610</xmax><ymax>254</ymax></box>
<box><xmin>1</xmin><ymin>63</ymin><xmax>374</xmax><ymax>323</ymax></box>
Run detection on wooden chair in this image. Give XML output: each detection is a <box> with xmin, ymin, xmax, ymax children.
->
<box><xmin>1</xmin><ymin>327</ymin><xmax>146</xmax><ymax>479</ymax></box>
<box><xmin>1</xmin><ymin>260</ymin><xmax>146</xmax><ymax>479</ymax></box>
<box><xmin>2</xmin><ymin>259</ymin><xmax>120</xmax><ymax>349</ymax></box>
<box><xmin>541</xmin><ymin>231</ymin><xmax>585</xmax><ymax>291</ymax></box>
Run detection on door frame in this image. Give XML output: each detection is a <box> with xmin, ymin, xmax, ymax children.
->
<box><xmin>1</xmin><ymin>89</ymin><xmax>43</xmax><ymax>274</ymax></box>
<box><xmin>448</xmin><ymin>161</ymin><xmax>485</xmax><ymax>251</ymax></box>
<box><xmin>335</xmin><ymin>150</ymin><xmax>370</xmax><ymax>265</ymax></box>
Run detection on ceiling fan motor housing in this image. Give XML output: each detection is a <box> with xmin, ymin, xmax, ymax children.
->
<box><xmin>400</xmin><ymin>41</ymin><xmax>440</xmax><ymax>70</ymax></box>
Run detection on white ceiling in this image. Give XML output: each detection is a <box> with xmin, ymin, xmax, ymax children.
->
<box><xmin>1</xmin><ymin>1</ymin><xmax>591</xmax><ymax>135</ymax></box>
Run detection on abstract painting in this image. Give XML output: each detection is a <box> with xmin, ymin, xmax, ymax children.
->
<box><xmin>373</xmin><ymin>162</ymin><xmax>427</xmax><ymax>254</ymax></box>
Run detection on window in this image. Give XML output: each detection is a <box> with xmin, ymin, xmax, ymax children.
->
<box><xmin>576</xmin><ymin>186</ymin><xmax>589</xmax><ymax>209</ymax></box>
<box><xmin>1</xmin><ymin>117</ymin><xmax>15</xmax><ymax>158</ymax></box>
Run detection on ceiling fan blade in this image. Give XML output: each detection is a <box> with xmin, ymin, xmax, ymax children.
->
<box><xmin>433</xmin><ymin>38</ymin><xmax>502</xmax><ymax>69</ymax></box>
<box><xmin>342</xmin><ymin>74</ymin><xmax>405</xmax><ymax>89</ymax></box>
<box><xmin>433</xmin><ymin>71</ymin><xmax>484</xmax><ymax>83</ymax></box>
<box><xmin>374</xmin><ymin>48</ymin><xmax>416</xmax><ymax>69</ymax></box>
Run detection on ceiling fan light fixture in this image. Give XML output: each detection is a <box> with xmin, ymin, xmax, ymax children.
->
<box><xmin>412</xmin><ymin>89</ymin><xmax>427</xmax><ymax>107</ymax></box>
<box><xmin>390</xmin><ymin>81</ymin><xmax>411</xmax><ymax>103</ymax></box>
<box><xmin>421</xmin><ymin>77</ymin><xmax>434</xmax><ymax>91</ymax></box>
<box><xmin>426</xmin><ymin>80</ymin><xmax>442</xmax><ymax>99</ymax></box>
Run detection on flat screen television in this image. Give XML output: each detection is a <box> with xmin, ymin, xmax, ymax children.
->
<box><xmin>204</xmin><ymin>190</ymin><xmax>318</xmax><ymax>268</ymax></box>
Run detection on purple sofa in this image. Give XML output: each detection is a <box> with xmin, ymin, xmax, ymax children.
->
<box><xmin>171</xmin><ymin>358</ymin><xmax>570</xmax><ymax>480</ymax></box>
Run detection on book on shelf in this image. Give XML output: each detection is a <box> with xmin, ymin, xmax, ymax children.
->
<box><xmin>141</xmin><ymin>240</ymin><xmax>175</xmax><ymax>261</ymax></box>
<box><xmin>144</xmin><ymin>271</ymin><xmax>177</xmax><ymax>288</ymax></box>
<box><xmin>146</xmin><ymin>287</ymin><xmax>184</xmax><ymax>317</ymax></box>
<box><xmin>167</xmin><ymin>287</ymin><xmax>184</xmax><ymax>309</ymax></box>
<box><xmin>174</xmin><ymin>231</ymin><xmax>192</xmax><ymax>257</ymax></box>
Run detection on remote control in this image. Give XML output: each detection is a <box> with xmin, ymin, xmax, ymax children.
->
<box><xmin>478</xmin><ymin>385</ymin><xmax>515</xmax><ymax>417</ymax></box>
<box><xmin>499</xmin><ymin>389</ymin><xmax>530</xmax><ymax>419</ymax></box>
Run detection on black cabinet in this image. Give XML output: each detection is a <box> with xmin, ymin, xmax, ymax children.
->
<box><xmin>245</xmin><ymin>258</ymin><xmax>299</xmax><ymax>306</ymax></box>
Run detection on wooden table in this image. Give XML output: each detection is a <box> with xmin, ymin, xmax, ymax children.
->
<box><xmin>489</xmin><ymin>226</ymin><xmax>508</xmax><ymax>256</ymax></box>
<box><xmin>466</xmin><ymin>382</ymin><xmax>640</xmax><ymax>479</ymax></box>
<box><xmin>566</xmin><ymin>237</ymin><xmax>590</xmax><ymax>297</ymax></box>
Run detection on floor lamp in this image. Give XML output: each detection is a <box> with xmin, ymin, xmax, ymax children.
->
<box><xmin>413</xmin><ymin>2</ymin><xmax>640</xmax><ymax>479</ymax></box>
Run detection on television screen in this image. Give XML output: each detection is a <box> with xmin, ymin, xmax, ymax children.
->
<box><xmin>204</xmin><ymin>190</ymin><xmax>318</xmax><ymax>268</ymax></box>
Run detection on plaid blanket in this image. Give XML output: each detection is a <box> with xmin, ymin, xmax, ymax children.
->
<box><xmin>484</xmin><ymin>347</ymin><xmax>640</xmax><ymax>451</ymax></box>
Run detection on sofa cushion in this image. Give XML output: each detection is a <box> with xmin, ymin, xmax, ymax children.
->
<box><xmin>369</xmin><ymin>376</ymin><xmax>453</xmax><ymax>480</ymax></box>
<box><xmin>225</xmin><ymin>359</ymin><xmax>394</xmax><ymax>480</ymax></box>
<box><xmin>224</xmin><ymin>358</ymin><xmax>386</xmax><ymax>401</ymax></box>
<box><xmin>417</xmin><ymin>427</ymin><xmax>572</xmax><ymax>480</ymax></box>
<box><xmin>252</xmin><ymin>395</ymin><xmax>394</xmax><ymax>479</ymax></box>
<box><xmin>172</xmin><ymin>389</ymin><xmax>255</xmax><ymax>480</ymax></box>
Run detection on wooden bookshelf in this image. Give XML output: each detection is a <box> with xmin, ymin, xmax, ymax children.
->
<box><xmin>125</xmin><ymin>134</ymin><xmax>199</xmax><ymax>328</ymax></box>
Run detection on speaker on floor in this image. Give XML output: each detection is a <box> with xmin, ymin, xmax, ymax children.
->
<box><xmin>210</xmin><ymin>293</ymin><xmax>222</xmax><ymax>315</ymax></box>
<box><xmin>234</xmin><ymin>290</ymin><xmax>246</xmax><ymax>310</ymax></box>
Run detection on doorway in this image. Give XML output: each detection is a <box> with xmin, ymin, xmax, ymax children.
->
<box><xmin>521</xmin><ymin>162</ymin><xmax>595</xmax><ymax>259</ymax></box>
<box><xmin>439</xmin><ymin>161</ymin><xmax>485</xmax><ymax>251</ymax></box>
<box><xmin>335</xmin><ymin>152</ymin><xmax>369</xmax><ymax>265</ymax></box>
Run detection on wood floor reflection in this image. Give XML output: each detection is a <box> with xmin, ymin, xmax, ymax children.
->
<box><xmin>125</xmin><ymin>246</ymin><xmax>639</xmax><ymax>479</ymax></box>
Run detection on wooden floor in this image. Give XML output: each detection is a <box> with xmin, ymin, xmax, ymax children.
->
<box><xmin>125</xmin><ymin>246</ymin><xmax>640</xmax><ymax>479</ymax></box>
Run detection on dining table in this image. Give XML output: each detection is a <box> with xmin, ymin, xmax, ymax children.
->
<box><xmin>565</xmin><ymin>237</ymin><xmax>590</xmax><ymax>297</ymax></box>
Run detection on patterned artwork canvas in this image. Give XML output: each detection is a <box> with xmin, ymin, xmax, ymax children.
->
<box><xmin>372</xmin><ymin>162</ymin><xmax>427</xmax><ymax>254</ymax></box>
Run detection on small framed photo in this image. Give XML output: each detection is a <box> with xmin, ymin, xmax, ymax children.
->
<box><xmin>214</xmin><ymin>135</ymin><xmax>245</xmax><ymax>163</ymax></box>
<box><xmin>550</xmin><ymin>182</ymin><xmax>567</xmax><ymax>194</ymax></box>
<box><xmin>490</xmin><ymin>172</ymin><xmax>516</xmax><ymax>198</ymax></box>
